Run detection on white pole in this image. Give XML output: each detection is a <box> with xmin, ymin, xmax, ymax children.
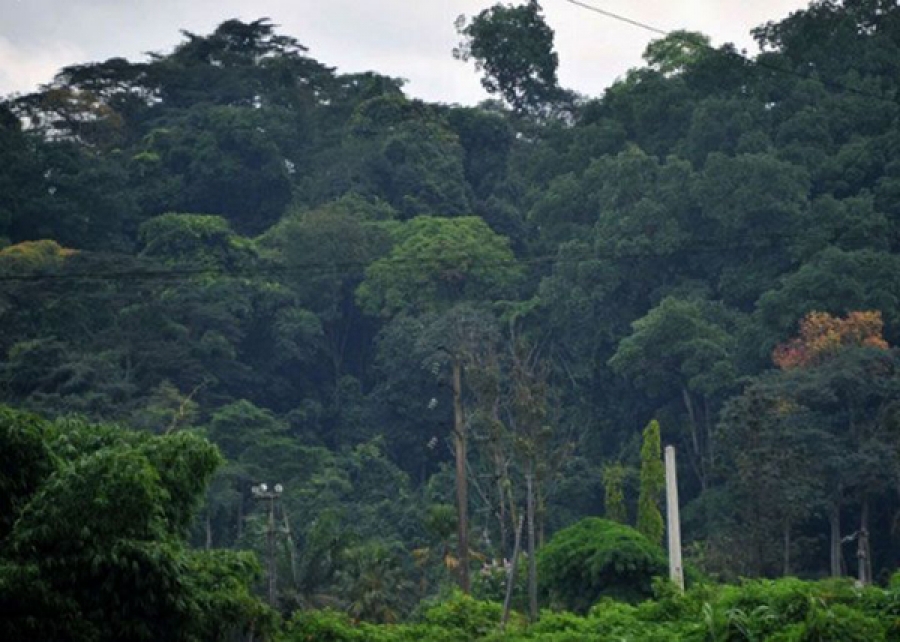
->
<box><xmin>665</xmin><ymin>446</ymin><xmax>684</xmax><ymax>590</ymax></box>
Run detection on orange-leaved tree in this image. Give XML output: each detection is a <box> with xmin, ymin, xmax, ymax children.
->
<box><xmin>772</xmin><ymin>310</ymin><xmax>889</xmax><ymax>370</ymax></box>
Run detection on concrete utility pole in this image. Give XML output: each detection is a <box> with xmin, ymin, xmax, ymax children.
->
<box><xmin>664</xmin><ymin>446</ymin><xmax>684</xmax><ymax>591</ymax></box>
<box><xmin>252</xmin><ymin>482</ymin><xmax>284</xmax><ymax>607</ymax></box>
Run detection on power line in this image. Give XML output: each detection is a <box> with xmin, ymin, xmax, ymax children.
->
<box><xmin>560</xmin><ymin>0</ymin><xmax>897</xmax><ymax>104</ymax></box>
<box><xmin>564</xmin><ymin>0</ymin><xmax>667</xmax><ymax>37</ymax></box>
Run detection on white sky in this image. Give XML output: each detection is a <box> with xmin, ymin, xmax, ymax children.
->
<box><xmin>0</xmin><ymin>0</ymin><xmax>810</xmax><ymax>104</ymax></box>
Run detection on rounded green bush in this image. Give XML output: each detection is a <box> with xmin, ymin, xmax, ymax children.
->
<box><xmin>538</xmin><ymin>518</ymin><xmax>668</xmax><ymax>613</ymax></box>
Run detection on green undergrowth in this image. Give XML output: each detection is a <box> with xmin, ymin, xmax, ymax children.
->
<box><xmin>280</xmin><ymin>575</ymin><xmax>900</xmax><ymax>642</ymax></box>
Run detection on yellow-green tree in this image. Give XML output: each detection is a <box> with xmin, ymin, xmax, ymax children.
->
<box><xmin>636</xmin><ymin>420</ymin><xmax>665</xmax><ymax>545</ymax></box>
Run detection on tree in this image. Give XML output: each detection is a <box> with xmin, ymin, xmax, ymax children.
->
<box><xmin>717</xmin><ymin>382</ymin><xmax>828</xmax><ymax>577</ymax></box>
<box><xmin>260</xmin><ymin>196</ymin><xmax>392</xmax><ymax>390</ymax></box>
<box><xmin>610</xmin><ymin>298</ymin><xmax>736</xmax><ymax>489</ymax></box>
<box><xmin>454</xmin><ymin>1</ymin><xmax>564</xmax><ymax>114</ymax></box>
<box><xmin>764</xmin><ymin>311</ymin><xmax>897</xmax><ymax>581</ymax></box>
<box><xmin>357</xmin><ymin>215</ymin><xmax>521</xmax><ymax>318</ymax></box>
<box><xmin>343</xmin><ymin>96</ymin><xmax>471</xmax><ymax>218</ymax></box>
<box><xmin>538</xmin><ymin>517</ymin><xmax>667</xmax><ymax>612</ymax></box>
<box><xmin>757</xmin><ymin>249</ymin><xmax>900</xmax><ymax>347</ymax></box>
<box><xmin>772</xmin><ymin>310</ymin><xmax>889</xmax><ymax>370</ymax></box>
<box><xmin>0</xmin><ymin>408</ymin><xmax>56</xmax><ymax>543</ymax></box>
<box><xmin>603</xmin><ymin>463</ymin><xmax>628</xmax><ymax>524</ymax></box>
<box><xmin>357</xmin><ymin>216</ymin><xmax>520</xmax><ymax>593</ymax></box>
<box><xmin>0</xmin><ymin>407</ymin><xmax>274</xmax><ymax>642</ymax></box>
<box><xmin>135</xmin><ymin>107</ymin><xmax>293</xmax><ymax>234</ymax></box>
<box><xmin>643</xmin><ymin>31</ymin><xmax>712</xmax><ymax>76</ymax></box>
<box><xmin>335</xmin><ymin>541</ymin><xmax>414</xmax><ymax>623</ymax></box>
<box><xmin>636</xmin><ymin>420</ymin><xmax>665</xmax><ymax>545</ymax></box>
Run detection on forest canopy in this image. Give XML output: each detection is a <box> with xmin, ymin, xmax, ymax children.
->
<box><xmin>2</xmin><ymin>1</ymin><xmax>900</xmax><ymax>639</ymax></box>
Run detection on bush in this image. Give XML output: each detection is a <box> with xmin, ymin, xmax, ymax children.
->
<box><xmin>280</xmin><ymin>576</ymin><xmax>900</xmax><ymax>641</ymax></box>
<box><xmin>282</xmin><ymin>609</ymin><xmax>364</xmax><ymax>642</ymax></box>
<box><xmin>420</xmin><ymin>591</ymin><xmax>507</xmax><ymax>638</ymax></box>
<box><xmin>538</xmin><ymin>518</ymin><xmax>668</xmax><ymax>612</ymax></box>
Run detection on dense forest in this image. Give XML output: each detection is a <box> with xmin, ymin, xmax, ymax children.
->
<box><xmin>3</xmin><ymin>0</ymin><xmax>900</xmax><ymax>639</ymax></box>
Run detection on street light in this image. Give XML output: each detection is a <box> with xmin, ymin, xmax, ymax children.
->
<box><xmin>251</xmin><ymin>482</ymin><xmax>283</xmax><ymax>606</ymax></box>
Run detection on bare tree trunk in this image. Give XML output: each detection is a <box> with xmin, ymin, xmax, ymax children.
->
<box><xmin>496</xmin><ymin>473</ymin><xmax>508</xmax><ymax>560</ymax></box>
<box><xmin>505</xmin><ymin>476</ymin><xmax>519</xmax><ymax>546</ymax></box>
<box><xmin>526</xmin><ymin>470</ymin><xmax>538</xmax><ymax>622</ymax></box>
<box><xmin>452</xmin><ymin>357</ymin><xmax>470</xmax><ymax>593</ymax></box>
<box><xmin>537</xmin><ymin>483</ymin><xmax>546</xmax><ymax>549</ymax></box>
<box><xmin>830</xmin><ymin>502</ymin><xmax>842</xmax><ymax>578</ymax></box>
<box><xmin>282</xmin><ymin>505</ymin><xmax>299</xmax><ymax>587</ymax></box>
<box><xmin>237</xmin><ymin>491</ymin><xmax>244</xmax><ymax>542</ymax></box>
<box><xmin>205</xmin><ymin>510</ymin><xmax>213</xmax><ymax>550</ymax></box>
<box><xmin>681</xmin><ymin>386</ymin><xmax>706</xmax><ymax>490</ymax></box>
<box><xmin>702</xmin><ymin>394</ymin><xmax>714</xmax><ymax>473</ymax></box>
<box><xmin>858</xmin><ymin>497</ymin><xmax>871</xmax><ymax>585</ymax></box>
<box><xmin>266</xmin><ymin>496</ymin><xmax>277</xmax><ymax>607</ymax></box>
<box><xmin>501</xmin><ymin>516</ymin><xmax>524</xmax><ymax>630</ymax></box>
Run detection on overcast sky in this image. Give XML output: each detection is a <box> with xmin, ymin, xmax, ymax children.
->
<box><xmin>1</xmin><ymin>0</ymin><xmax>810</xmax><ymax>104</ymax></box>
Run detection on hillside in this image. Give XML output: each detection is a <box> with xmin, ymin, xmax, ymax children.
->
<box><xmin>2</xmin><ymin>1</ymin><xmax>900</xmax><ymax>638</ymax></box>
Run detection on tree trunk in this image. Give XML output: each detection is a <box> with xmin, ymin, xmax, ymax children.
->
<box><xmin>497</xmin><ymin>473</ymin><xmax>508</xmax><ymax>560</ymax></box>
<box><xmin>501</xmin><ymin>516</ymin><xmax>524</xmax><ymax>630</ymax></box>
<box><xmin>526</xmin><ymin>470</ymin><xmax>538</xmax><ymax>622</ymax></box>
<box><xmin>858</xmin><ymin>497</ymin><xmax>871</xmax><ymax>585</ymax></box>
<box><xmin>830</xmin><ymin>502</ymin><xmax>842</xmax><ymax>578</ymax></box>
<box><xmin>237</xmin><ymin>491</ymin><xmax>244</xmax><ymax>542</ymax></box>
<box><xmin>702</xmin><ymin>394</ymin><xmax>714</xmax><ymax>474</ymax></box>
<box><xmin>282</xmin><ymin>505</ymin><xmax>299</xmax><ymax>587</ymax></box>
<box><xmin>205</xmin><ymin>510</ymin><xmax>213</xmax><ymax>550</ymax></box>
<box><xmin>452</xmin><ymin>357</ymin><xmax>470</xmax><ymax>593</ymax></box>
<box><xmin>681</xmin><ymin>386</ymin><xmax>706</xmax><ymax>490</ymax></box>
<box><xmin>537</xmin><ymin>482</ymin><xmax>546</xmax><ymax>549</ymax></box>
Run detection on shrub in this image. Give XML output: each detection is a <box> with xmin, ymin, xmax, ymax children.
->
<box><xmin>538</xmin><ymin>518</ymin><xmax>668</xmax><ymax>612</ymax></box>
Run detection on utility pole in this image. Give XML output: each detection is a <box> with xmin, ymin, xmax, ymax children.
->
<box><xmin>526</xmin><ymin>471</ymin><xmax>538</xmax><ymax>621</ymax></box>
<box><xmin>252</xmin><ymin>482</ymin><xmax>284</xmax><ymax>607</ymax></box>
<box><xmin>664</xmin><ymin>446</ymin><xmax>684</xmax><ymax>591</ymax></box>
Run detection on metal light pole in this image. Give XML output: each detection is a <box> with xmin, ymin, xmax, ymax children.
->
<box><xmin>251</xmin><ymin>482</ymin><xmax>284</xmax><ymax>607</ymax></box>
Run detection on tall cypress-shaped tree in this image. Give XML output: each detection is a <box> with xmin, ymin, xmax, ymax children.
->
<box><xmin>637</xmin><ymin>420</ymin><xmax>665</xmax><ymax>545</ymax></box>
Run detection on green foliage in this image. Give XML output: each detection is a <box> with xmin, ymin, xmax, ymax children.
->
<box><xmin>643</xmin><ymin>31</ymin><xmax>712</xmax><ymax>76</ymax></box>
<box><xmin>344</xmin><ymin>96</ymin><xmax>471</xmax><ymax>218</ymax></box>
<box><xmin>0</xmin><ymin>406</ymin><xmax>271</xmax><ymax>642</ymax></box>
<box><xmin>0</xmin><ymin>407</ymin><xmax>56</xmax><ymax>542</ymax></box>
<box><xmin>610</xmin><ymin>298</ymin><xmax>735</xmax><ymax>399</ymax></box>
<box><xmin>636</xmin><ymin>421</ymin><xmax>665</xmax><ymax>545</ymax></box>
<box><xmin>602</xmin><ymin>463</ymin><xmax>628</xmax><ymax>524</ymax></box>
<box><xmin>280</xmin><ymin>575</ymin><xmax>900</xmax><ymax>641</ymax></box>
<box><xmin>419</xmin><ymin>591</ymin><xmax>507</xmax><ymax>638</ymax></box>
<box><xmin>455</xmin><ymin>1</ymin><xmax>563</xmax><ymax>114</ymax></box>
<box><xmin>5</xmin><ymin>0</ymin><xmax>900</xmax><ymax>622</ymax></box>
<box><xmin>356</xmin><ymin>215</ymin><xmax>522</xmax><ymax>317</ymax></box>
<box><xmin>139</xmin><ymin>213</ymin><xmax>251</xmax><ymax>268</ymax></box>
<box><xmin>538</xmin><ymin>518</ymin><xmax>668</xmax><ymax>612</ymax></box>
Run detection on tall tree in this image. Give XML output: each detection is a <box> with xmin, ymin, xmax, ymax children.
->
<box><xmin>454</xmin><ymin>1</ymin><xmax>564</xmax><ymax>114</ymax></box>
<box><xmin>636</xmin><ymin>420</ymin><xmax>665</xmax><ymax>545</ymax></box>
<box><xmin>357</xmin><ymin>215</ymin><xmax>520</xmax><ymax>593</ymax></box>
